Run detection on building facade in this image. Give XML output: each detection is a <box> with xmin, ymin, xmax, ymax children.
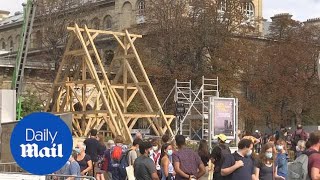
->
<box><xmin>0</xmin><ymin>0</ymin><xmax>263</xmax><ymax>96</ymax></box>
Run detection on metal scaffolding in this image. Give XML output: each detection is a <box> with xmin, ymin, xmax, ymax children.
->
<box><xmin>175</xmin><ymin>76</ymin><xmax>219</xmax><ymax>140</ymax></box>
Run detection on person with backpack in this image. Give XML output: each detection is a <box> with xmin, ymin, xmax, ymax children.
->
<box><xmin>276</xmin><ymin>139</ymin><xmax>288</xmax><ymax>179</ymax></box>
<box><xmin>255</xmin><ymin>143</ymin><xmax>284</xmax><ymax>180</ymax></box>
<box><xmin>103</xmin><ymin>140</ymin><xmax>115</xmax><ymax>180</ymax></box>
<box><xmin>306</xmin><ymin>131</ymin><xmax>320</xmax><ymax>180</ymax></box>
<box><xmin>110</xmin><ymin>135</ymin><xmax>128</xmax><ymax>180</ymax></box>
<box><xmin>221</xmin><ymin>139</ymin><xmax>255</xmax><ymax>180</ymax></box>
<box><xmin>134</xmin><ymin>141</ymin><xmax>160</xmax><ymax>180</ymax></box>
<box><xmin>288</xmin><ymin>131</ymin><xmax>320</xmax><ymax>180</ymax></box>
<box><xmin>211</xmin><ymin>134</ymin><xmax>231</xmax><ymax>180</ymax></box>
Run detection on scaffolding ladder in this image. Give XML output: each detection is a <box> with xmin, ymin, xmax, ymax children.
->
<box><xmin>202</xmin><ymin>76</ymin><xmax>219</xmax><ymax>140</ymax></box>
<box><xmin>175</xmin><ymin>80</ymin><xmax>192</xmax><ymax>137</ymax></box>
<box><xmin>174</xmin><ymin>77</ymin><xmax>219</xmax><ymax>140</ymax></box>
<box><xmin>11</xmin><ymin>0</ymin><xmax>37</xmax><ymax>119</ymax></box>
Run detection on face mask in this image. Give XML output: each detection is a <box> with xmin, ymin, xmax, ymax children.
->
<box><xmin>276</xmin><ymin>145</ymin><xmax>283</xmax><ymax>151</ymax></box>
<box><xmin>153</xmin><ymin>146</ymin><xmax>158</xmax><ymax>151</ymax></box>
<box><xmin>167</xmin><ymin>150</ymin><xmax>173</xmax><ymax>156</ymax></box>
<box><xmin>246</xmin><ymin>149</ymin><xmax>252</xmax><ymax>157</ymax></box>
<box><xmin>265</xmin><ymin>152</ymin><xmax>273</xmax><ymax>159</ymax></box>
<box><xmin>74</xmin><ymin>147</ymin><xmax>81</xmax><ymax>154</ymax></box>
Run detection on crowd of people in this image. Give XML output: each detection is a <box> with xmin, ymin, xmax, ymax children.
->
<box><xmin>54</xmin><ymin>125</ymin><xmax>320</xmax><ymax>180</ymax></box>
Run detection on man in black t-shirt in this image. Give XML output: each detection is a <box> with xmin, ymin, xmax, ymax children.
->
<box><xmin>84</xmin><ymin>129</ymin><xmax>101</xmax><ymax>163</ymax></box>
<box><xmin>221</xmin><ymin>139</ymin><xmax>255</xmax><ymax>180</ymax></box>
<box><xmin>211</xmin><ymin>134</ymin><xmax>231</xmax><ymax>180</ymax></box>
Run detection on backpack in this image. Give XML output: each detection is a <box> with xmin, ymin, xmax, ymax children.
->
<box><xmin>288</xmin><ymin>151</ymin><xmax>319</xmax><ymax>180</ymax></box>
<box><xmin>111</xmin><ymin>145</ymin><xmax>123</xmax><ymax>162</ymax></box>
<box><xmin>118</xmin><ymin>149</ymin><xmax>132</xmax><ymax>177</ymax></box>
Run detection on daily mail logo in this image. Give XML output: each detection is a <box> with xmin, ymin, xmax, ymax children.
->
<box><xmin>21</xmin><ymin>129</ymin><xmax>62</xmax><ymax>158</ymax></box>
<box><xmin>10</xmin><ymin>112</ymin><xmax>73</xmax><ymax>175</ymax></box>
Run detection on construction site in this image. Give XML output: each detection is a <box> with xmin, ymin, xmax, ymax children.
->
<box><xmin>0</xmin><ymin>1</ymin><xmax>241</xmax><ymax>178</ymax></box>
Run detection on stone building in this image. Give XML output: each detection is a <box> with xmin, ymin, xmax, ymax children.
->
<box><xmin>0</xmin><ymin>0</ymin><xmax>264</xmax><ymax>98</ymax></box>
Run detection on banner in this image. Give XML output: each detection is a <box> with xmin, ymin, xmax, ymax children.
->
<box><xmin>210</xmin><ymin>98</ymin><xmax>236</xmax><ymax>139</ymax></box>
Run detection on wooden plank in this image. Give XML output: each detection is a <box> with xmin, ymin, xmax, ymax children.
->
<box><xmin>128</xmin><ymin>117</ymin><xmax>139</xmax><ymax>130</ymax></box>
<box><xmin>83</xmin><ymin>25</ymin><xmax>132</xmax><ymax>142</ymax></box>
<box><xmin>125</xmin><ymin>30</ymin><xmax>174</xmax><ymax>137</ymax></box>
<box><xmin>147</xmin><ymin>117</ymin><xmax>160</xmax><ymax>136</ymax></box>
<box><xmin>74</xmin><ymin>24</ymin><xmax>122</xmax><ymax>136</ymax></box>
<box><xmin>112</xmin><ymin>88</ymin><xmax>124</xmax><ymax>108</ymax></box>
<box><xmin>127</xmin><ymin>89</ymin><xmax>138</xmax><ymax>106</ymax></box>
<box><xmin>111</xmin><ymin>85</ymin><xmax>137</xmax><ymax>89</ymax></box>
<box><xmin>111</xmin><ymin>83</ymin><xmax>147</xmax><ymax>87</ymax></box>
<box><xmin>67</xmin><ymin>26</ymin><xmax>142</xmax><ymax>38</ymax></box>
<box><xmin>113</xmin><ymin>35</ymin><xmax>125</xmax><ymax>50</ymax></box>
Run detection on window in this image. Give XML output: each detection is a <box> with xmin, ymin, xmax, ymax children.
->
<box><xmin>137</xmin><ymin>0</ymin><xmax>145</xmax><ymax>15</ymax></box>
<box><xmin>103</xmin><ymin>15</ymin><xmax>112</xmax><ymax>29</ymax></box>
<box><xmin>8</xmin><ymin>36</ymin><xmax>13</xmax><ymax>51</ymax></box>
<box><xmin>244</xmin><ymin>2</ymin><xmax>254</xmax><ymax>17</ymax></box>
<box><xmin>219</xmin><ymin>0</ymin><xmax>226</xmax><ymax>12</ymax></box>
<box><xmin>1</xmin><ymin>38</ymin><xmax>5</xmax><ymax>50</ymax></box>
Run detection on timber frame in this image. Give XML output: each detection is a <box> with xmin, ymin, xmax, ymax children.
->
<box><xmin>45</xmin><ymin>24</ymin><xmax>175</xmax><ymax>142</ymax></box>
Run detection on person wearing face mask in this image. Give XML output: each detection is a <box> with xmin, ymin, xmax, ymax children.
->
<box><xmin>255</xmin><ymin>143</ymin><xmax>284</xmax><ymax>180</ymax></box>
<box><xmin>134</xmin><ymin>141</ymin><xmax>160</xmax><ymax>180</ymax></box>
<box><xmin>75</xmin><ymin>142</ymin><xmax>93</xmax><ymax>176</ymax></box>
<box><xmin>221</xmin><ymin>139</ymin><xmax>255</xmax><ymax>180</ymax></box>
<box><xmin>211</xmin><ymin>134</ymin><xmax>231</xmax><ymax>180</ymax></box>
<box><xmin>160</xmin><ymin>143</ymin><xmax>176</xmax><ymax>180</ymax></box>
<box><xmin>276</xmin><ymin>139</ymin><xmax>288</xmax><ymax>180</ymax></box>
<box><xmin>64</xmin><ymin>150</ymin><xmax>82</xmax><ymax>180</ymax></box>
<box><xmin>150</xmin><ymin>138</ymin><xmax>162</xmax><ymax>178</ymax></box>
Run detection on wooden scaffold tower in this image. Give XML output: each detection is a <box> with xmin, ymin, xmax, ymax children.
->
<box><xmin>45</xmin><ymin>24</ymin><xmax>175</xmax><ymax>142</ymax></box>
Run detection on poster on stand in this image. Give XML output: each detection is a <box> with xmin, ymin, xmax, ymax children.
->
<box><xmin>210</xmin><ymin>98</ymin><xmax>236</xmax><ymax>140</ymax></box>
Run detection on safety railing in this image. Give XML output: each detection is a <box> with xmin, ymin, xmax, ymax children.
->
<box><xmin>45</xmin><ymin>174</ymin><xmax>96</xmax><ymax>180</ymax></box>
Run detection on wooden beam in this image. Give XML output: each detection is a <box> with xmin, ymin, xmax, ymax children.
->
<box><xmin>127</xmin><ymin>89</ymin><xmax>138</xmax><ymax>107</ymax></box>
<box><xmin>83</xmin><ymin>25</ymin><xmax>133</xmax><ymax>142</ymax></box>
<box><xmin>125</xmin><ymin>30</ymin><xmax>174</xmax><ymax>137</ymax></box>
<box><xmin>67</xmin><ymin>26</ymin><xmax>142</xmax><ymax>38</ymax></box>
<box><xmin>74</xmin><ymin>24</ymin><xmax>122</xmax><ymax>136</ymax></box>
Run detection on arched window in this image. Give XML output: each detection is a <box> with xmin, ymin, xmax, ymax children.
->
<box><xmin>8</xmin><ymin>36</ymin><xmax>13</xmax><ymax>51</ymax></box>
<box><xmin>137</xmin><ymin>0</ymin><xmax>145</xmax><ymax>15</ymax></box>
<box><xmin>0</xmin><ymin>38</ymin><xmax>5</xmax><ymax>50</ymax></box>
<box><xmin>103</xmin><ymin>15</ymin><xmax>112</xmax><ymax>29</ymax></box>
<box><xmin>91</xmin><ymin>17</ymin><xmax>100</xmax><ymax>29</ymax></box>
<box><xmin>244</xmin><ymin>2</ymin><xmax>254</xmax><ymax>17</ymax></box>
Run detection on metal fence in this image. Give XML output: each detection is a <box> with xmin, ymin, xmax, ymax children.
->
<box><xmin>0</xmin><ymin>162</ymin><xmax>96</xmax><ymax>180</ymax></box>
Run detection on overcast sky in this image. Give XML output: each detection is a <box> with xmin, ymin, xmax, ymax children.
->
<box><xmin>1</xmin><ymin>0</ymin><xmax>320</xmax><ymax>22</ymax></box>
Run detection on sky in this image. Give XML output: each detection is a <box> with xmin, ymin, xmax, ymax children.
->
<box><xmin>1</xmin><ymin>0</ymin><xmax>320</xmax><ymax>22</ymax></box>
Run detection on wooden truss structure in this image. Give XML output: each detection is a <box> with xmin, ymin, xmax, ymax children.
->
<box><xmin>45</xmin><ymin>24</ymin><xmax>175</xmax><ymax>142</ymax></box>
